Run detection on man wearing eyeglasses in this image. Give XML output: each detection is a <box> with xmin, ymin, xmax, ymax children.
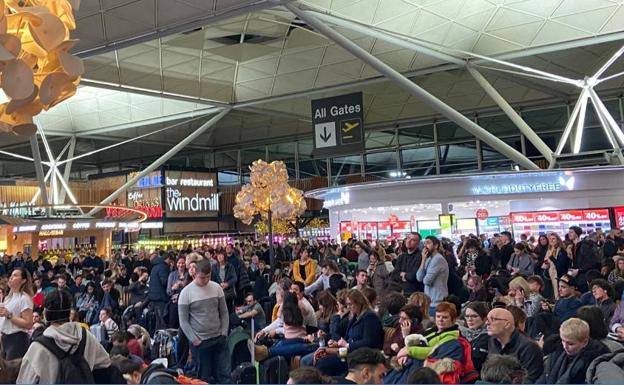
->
<box><xmin>486</xmin><ymin>308</ymin><xmax>544</xmax><ymax>383</ymax></box>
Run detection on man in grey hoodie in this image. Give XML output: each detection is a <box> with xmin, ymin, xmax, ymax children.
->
<box><xmin>17</xmin><ymin>289</ymin><xmax>111</xmax><ymax>384</ymax></box>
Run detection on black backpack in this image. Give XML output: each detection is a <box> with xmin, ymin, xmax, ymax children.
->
<box><xmin>35</xmin><ymin>328</ymin><xmax>95</xmax><ymax>384</ymax></box>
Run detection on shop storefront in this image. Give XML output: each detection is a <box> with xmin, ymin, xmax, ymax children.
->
<box><xmin>306</xmin><ymin>166</ymin><xmax>624</xmax><ymax>241</ymax></box>
<box><xmin>91</xmin><ymin>166</ymin><xmax>226</xmax><ymax>248</ymax></box>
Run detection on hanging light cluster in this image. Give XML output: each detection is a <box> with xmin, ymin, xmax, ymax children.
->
<box><xmin>0</xmin><ymin>0</ymin><xmax>83</xmax><ymax>136</ymax></box>
<box><xmin>234</xmin><ymin>159</ymin><xmax>307</xmax><ymax>225</ymax></box>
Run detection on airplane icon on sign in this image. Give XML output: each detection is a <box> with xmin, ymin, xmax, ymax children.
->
<box><xmin>342</xmin><ymin>121</ymin><xmax>359</xmax><ymax>132</ymax></box>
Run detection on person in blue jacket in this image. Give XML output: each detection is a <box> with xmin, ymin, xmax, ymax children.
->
<box><xmin>553</xmin><ymin>274</ymin><xmax>583</xmax><ymax>323</ymax></box>
<box><xmin>147</xmin><ymin>251</ymin><xmax>170</xmax><ymax>332</ymax></box>
<box><xmin>309</xmin><ymin>289</ymin><xmax>384</xmax><ymax>377</ymax></box>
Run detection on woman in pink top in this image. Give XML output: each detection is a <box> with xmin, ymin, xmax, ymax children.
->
<box><xmin>255</xmin><ymin>292</ymin><xmax>317</xmax><ymax>361</ymax></box>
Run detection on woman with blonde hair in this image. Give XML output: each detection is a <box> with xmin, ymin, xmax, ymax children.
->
<box><xmin>542</xmin><ymin>232</ymin><xmax>570</xmax><ymax>299</ymax></box>
<box><xmin>409</xmin><ymin>292</ymin><xmax>433</xmax><ymax>329</ymax></box>
<box><xmin>506</xmin><ymin>276</ymin><xmax>542</xmax><ymax>317</ymax></box>
<box><xmin>0</xmin><ymin>268</ymin><xmax>34</xmax><ymax>360</ymax></box>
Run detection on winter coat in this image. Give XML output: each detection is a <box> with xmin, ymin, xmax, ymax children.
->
<box><xmin>586</xmin><ymin>350</ymin><xmax>624</xmax><ymax>384</ymax></box>
<box><xmin>147</xmin><ymin>255</ymin><xmax>170</xmax><ymax>302</ymax></box>
<box><xmin>507</xmin><ymin>252</ymin><xmax>535</xmax><ymax>276</ymax></box>
<box><xmin>345</xmin><ymin>310</ymin><xmax>384</xmax><ymax>352</ymax></box>
<box><xmin>537</xmin><ymin>339</ymin><xmax>610</xmax><ymax>384</ymax></box>
<box><xmin>368</xmin><ymin>260</ymin><xmax>389</xmax><ymax>295</ymax></box>
<box><xmin>488</xmin><ymin>329</ymin><xmax>544</xmax><ymax>383</ymax></box>
<box><xmin>391</xmin><ymin>248</ymin><xmax>423</xmax><ymax>295</ymax></box>
<box><xmin>211</xmin><ymin>263</ymin><xmax>238</xmax><ymax>291</ymax></box>
<box><xmin>554</xmin><ymin>297</ymin><xmax>583</xmax><ymax>323</ymax></box>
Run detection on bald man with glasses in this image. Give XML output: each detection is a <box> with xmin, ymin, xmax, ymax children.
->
<box><xmin>486</xmin><ymin>308</ymin><xmax>544</xmax><ymax>383</ymax></box>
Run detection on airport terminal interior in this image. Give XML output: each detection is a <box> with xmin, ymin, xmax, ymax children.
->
<box><xmin>1</xmin><ymin>1</ymin><xmax>624</xmax><ymax>384</ymax></box>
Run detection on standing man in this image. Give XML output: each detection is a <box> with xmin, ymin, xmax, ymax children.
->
<box><xmin>416</xmin><ymin>236</ymin><xmax>449</xmax><ymax>314</ymax></box>
<box><xmin>147</xmin><ymin>251</ymin><xmax>170</xmax><ymax>333</ymax></box>
<box><xmin>178</xmin><ymin>260</ymin><xmax>230</xmax><ymax>383</ymax></box>
<box><xmin>355</xmin><ymin>243</ymin><xmax>369</xmax><ymax>272</ymax></box>
<box><xmin>391</xmin><ymin>232</ymin><xmax>423</xmax><ymax>295</ymax></box>
<box><xmin>494</xmin><ymin>231</ymin><xmax>514</xmax><ymax>270</ymax></box>
<box><xmin>568</xmin><ymin>226</ymin><xmax>600</xmax><ymax>292</ymax></box>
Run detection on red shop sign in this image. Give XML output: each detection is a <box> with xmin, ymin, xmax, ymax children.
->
<box><xmin>582</xmin><ymin>209</ymin><xmax>610</xmax><ymax>221</ymax></box>
<box><xmin>511</xmin><ymin>213</ymin><xmax>535</xmax><ymax>223</ymax></box>
<box><xmin>534</xmin><ymin>212</ymin><xmax>560</xmax><ymax>222</ymax></box>
<box><xmin>614</xmin><ymin>207</ymin><xmax>624</xmax><ymax>228</ymax></box>
<box><xmin>476</xmin><ymin>208</ymin><xmax>489</xmax><ymax>221</ymax></box>
<box><xmin>558</xmin><ymin>210</ymin><xmax>583</xmax><ymax>222</ymax></box>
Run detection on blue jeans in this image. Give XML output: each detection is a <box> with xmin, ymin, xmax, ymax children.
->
<box><xmin>197</xmin><ymin>336</ymin><xmax>230</xmax><ymax>383</ymax></box>
<box><xmin>429</xmin><ymin>306</ymin><xmax>437</xmax><ymax>317</ymax></box>
<box><xmin>301</xmin><ymin>351</ymin><xmax>315</xmax><ymax>367</ymax></box>
<box><xmin>268</xmin><ymin>338</ymin><xmax>317</xmax><ymax>359</ymax></box>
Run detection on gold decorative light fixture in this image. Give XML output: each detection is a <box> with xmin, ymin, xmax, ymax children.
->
<box><xmin>234</xmin><ymin>160</ymin><xmax>306</xmax><ymax>263</ymax></box>
<box><xmin>0</xmin><ymin>0</ymin><xmax>83</xmax><ymax>136</ymax></box>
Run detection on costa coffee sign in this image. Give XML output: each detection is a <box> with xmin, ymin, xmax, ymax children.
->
<box><xmin>512</xmin><ymin>209</ymin><xmax>610</xmax><ymax>224</ymax></box>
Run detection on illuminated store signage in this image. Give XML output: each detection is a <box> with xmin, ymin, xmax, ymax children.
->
<box><xmin>95</xmin><ymin>222</ymin><xmax>116</xmax><ymax>228</ymax></box>
<box><xmin>164</xmin><ymin>170</ymin><xmax>219</xmax><ymax>217</ymax></box>
<box><xmin>614</xmin><ymin>207</ymin><xmax>624</xmax><ymax>228</ymax></box>
<box><xmin>166</xmin><ymin>177</ymin><xmax>214</xmax><ymax>187</ymax></box>
<box><xmin>134</xmin><ymin>174</ymin><xmax>162</xmax><ymax>189</ymax></box>
<box><xmin>15</xmin><ymin>225</ymin><xmax>37</xmax><ymax>232</ymax></box>
<box><xmin>471</xmin><ymin>176</ymin><xmax>575</xmax><ymax>195</ymax></box>
<box><xmin>39</xmin><ymin>230</ymin><xmax>64</xmax><ymax>237</ymax></box>
<box><xmin>0</xmin><ymin>201</ymin><xmax>34</xmax><ymax>217</ymax></box>
<box><xmin>41</xmin><ymin>224</ymin><xmax>66</xmax><ymax>230</ymax></box>
<box><xmin>511</xmin><ymin>209</ymin><xmax>610</xmax><ymax>224</ymax></box>
<box><xmin>165</xmin><ymin>188</ymin><xmax>219</xmax><ymax>212</ymax></box>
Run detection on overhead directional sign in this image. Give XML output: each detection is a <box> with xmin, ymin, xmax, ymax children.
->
<box><xmin>312</xmin><ymin>92</ymin><xmax>364</xmax><ymax>155</ymax></box>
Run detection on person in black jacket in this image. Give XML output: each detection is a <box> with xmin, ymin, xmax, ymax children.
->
<box><xmin>536</xmin><ymin>317</ymin><xmax>610</xmax><ymax>384</ymax></box>
<box><xmin>212</xmin><ymin>250</ymin><xmax>238</xmax><ymax>311</ymax></box>
<box><xmin>487</xmin><ymin>308</ymin><xmax>544</xmax><ymax>383</ymax></box>
<box><xmin>568</xmin><ymin>226</ymin><xmax>600</xmax><ymax>292</ymax></box>
<box><xmin>493</xmin><ymin>231</ymin><xmax>514</xmax><ymax>270</ymax></box>
<box><xmin>390</xmin><ymin>232</ymin><xmax>423</xmax><ymax>295</ymax></box>
<box><xmin>147</xmin><ymin>251</ymin><xmax>170</xmax><ymax>332</ymax></box>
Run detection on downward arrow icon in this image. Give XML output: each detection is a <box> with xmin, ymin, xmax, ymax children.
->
<box><xmin>320</xmin><ymin>126</ymin><xmax>332</xmax><ymax>142</ymax></box>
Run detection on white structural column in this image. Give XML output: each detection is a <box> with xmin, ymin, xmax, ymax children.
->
<box><xmin>29</xmin><ymin>137</ymin><xmax>49</xmax><ymax>206</ymax></box>
<box><xmin>88</xmin><ymin>108</ymin><xmax>229</xmax><ymax>216</ymax></box>
<box><xmin>467</xmin><ymin>65</ymin><xmax>553</xmax><ymax>163</ymax></box>
<box><xmin>287</xmin><ymin>3</ymin><xmax>539</xmax><ymax>170</ymax></box>
<box><xmin>59</xmin><ymin>136</ymin><xmax>76</xmax><ymax>203</ymax></box>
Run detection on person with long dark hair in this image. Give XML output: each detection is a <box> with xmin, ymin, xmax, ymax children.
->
<box><xmin>254</xmin><ymin>291</ymin><xmax>318</xmax><ymax>361</ymax></box>
<box><xmin>0</xmin><ymin>268</ymin><xmax>35</xmax><ymax>360</ymax></box>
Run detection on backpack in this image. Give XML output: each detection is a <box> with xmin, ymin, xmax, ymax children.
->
<box><xmin>231</xmin><ymin>362</ymin><xmax>257</xmax><ymax>384</ymax></box>
<box><xmin>35</xmin><ymin>328</ymin><xmax>95</xmax><ymax>384</ymax></box>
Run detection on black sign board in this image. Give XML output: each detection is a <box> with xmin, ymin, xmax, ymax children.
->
<box><xmin>312</xmin><ymin>92</ymin><xmax>364</xmax><ymax>156</ymax></box>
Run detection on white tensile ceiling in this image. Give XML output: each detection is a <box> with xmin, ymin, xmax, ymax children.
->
<box><xmin>3</xmin><ymin>0</ymin><xmax>624</xmax><ymax>174</ymax></box>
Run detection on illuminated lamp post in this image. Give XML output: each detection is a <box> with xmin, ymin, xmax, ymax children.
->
<box><xmin>233</xmin><ymin>160</ymin><xmax>306</xmax><ymax>267</ymax></box>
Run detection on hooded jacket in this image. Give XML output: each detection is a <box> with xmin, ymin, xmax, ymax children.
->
<box><xmin>537</xmin><ymin>339</ymin><xmax>610</xmax><ymax>384</ymax></box>
<box><xmin>147</xmin><ymin>255</ymin><xmax>170</xmax><ymax>302</ymax></box>
<box><xmin>17</xmin><ymin>322</ymin><xmax>111</xmax><ymax>384</ymax></box>
<box><xmin>586</xmin><ymin>350</ymin><xmax>624</xmax><ymax>384</ymax></box>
